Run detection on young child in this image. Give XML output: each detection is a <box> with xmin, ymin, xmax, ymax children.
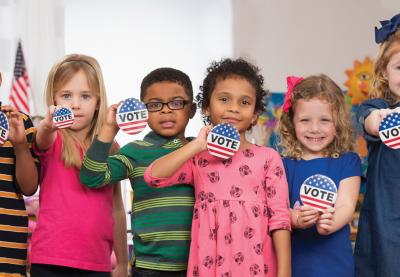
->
<box><xmin>0</xmin><ymin>72</ymin><xmax>39</xmax><ymax>275</ymax></box>
<box><xmin>80</xmin><ymin>67</ymin><xmax>196</xmax><ymax>276</ymax></box>
<box><xmin>144</xmin><ymin>58</ymin><xmax>291</xmax><ymax>277</ymax></box>
<box><xmin>29</xmin><ymin>54</ymin><xmax>128</xmax><ymax>276</ymax></box>
<box><xmin>278</xmin><ymin>74</ymin><xmax>361</xmax><ymax>277</ymax></box>
<box><xmin>355</xmin><ymin>14</ymin><xmax>400</xmax><ymax>277</ymax></box>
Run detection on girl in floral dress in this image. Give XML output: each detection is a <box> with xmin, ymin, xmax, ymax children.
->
<box><xmin>144</xmin><ymin>58</ymin><xmax>291</xmax><ymax>277</ymax></box>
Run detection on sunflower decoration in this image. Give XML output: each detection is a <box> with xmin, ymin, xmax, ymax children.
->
<box><xmin>344</xmin><ymin>57</ymin><xmax>373</xmax><ymax>105</ymax></box>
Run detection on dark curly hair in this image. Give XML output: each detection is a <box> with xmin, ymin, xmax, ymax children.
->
<box><xmin>196</xmin><ymin>58</ymin><xmax>267</xmax><ymax>124</ymax></box>
<box><xmin>140</xmin><ymin>67</ymin><xmax>193</xmax><ymax>101</ymax></box>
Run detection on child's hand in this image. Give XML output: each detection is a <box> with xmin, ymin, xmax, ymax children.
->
<box><xmin>194</xmin><ymin>125</ymin><xmax>212</xmax><ymax>152</ymax></box>
<box><xmin>2</xmin><ymin>106</ymin><xmax>26</xmax><ymax>146</ymax></box>
<box><xmin>97</xmin><ymin>103</ymin><xmax>120</xmax><ymax>143</ymax></box>
<box><xmin>316</xmin><ymin>207</ymin><xmax>335</xmax><ymax>235</ymax></box>
<box><xmin>39</xmin><ymin>105</ymin><xmax>58</xmax><ymax>131</ymax></box>
<box><xmin>111</xmin><ymin>263</ymin><xmax>128</xmax><ymax>277</ymax></box>
<box><xmin>105</xmin><ymin>103</ymin><xmax>120</xmax><ymax>131</ymax></box>
<box><xmin>366</xmin><ymin>108</ymin><xmax>395</xmax><ymax>136</ymax></box>
<box><xmin>293</xmin><ymin>205</ymin><xmax>319</xmax><ymax>229</ymax></box>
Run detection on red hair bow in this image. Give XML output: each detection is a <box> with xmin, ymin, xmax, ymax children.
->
<box><xmin>282</xmin><ymin>76</ymin><xmax>303</xmax><ymax>113</ymax></box>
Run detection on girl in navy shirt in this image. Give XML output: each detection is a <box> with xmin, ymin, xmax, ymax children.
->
<box><xmin>278</xmin><ymin>75</ymin><xmax>361</xmax><ymax>277</ymax></box>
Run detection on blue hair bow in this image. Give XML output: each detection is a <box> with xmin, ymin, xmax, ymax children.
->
<box><xmin>375</xmin><ymin>13</ymin><xmax>400</xmax><ymax>44</ymax></box>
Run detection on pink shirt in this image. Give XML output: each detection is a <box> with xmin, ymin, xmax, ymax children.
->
<box><xmin>30</xmin><ymin>132</ymin><xmax>114</xmax><ymax>272</ymax></box>
<box><xmin>145</xmin><ymin>145</ymin><xmax>291</xmax><ymax>277</ymax></box>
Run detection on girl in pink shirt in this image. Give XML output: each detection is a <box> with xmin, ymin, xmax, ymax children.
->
<box><xmin>144</xmin><ymin>58</ymin><xmax>291</xmax><ymax>277</ymax></box>
<box><xmin>30</xmin><ymin>54</ymin><xmax>127</xmax><ymax>277</ymax></box>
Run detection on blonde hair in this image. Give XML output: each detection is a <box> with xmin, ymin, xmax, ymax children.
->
<box><xmin>370</xmin><ymin>28</ymin><xmax>400</xmax><ymax>105</ymax></box>
<box><xmin>278</xmin><ymin>74</ymin><xmax>354</xmax><ymax>159</ymax></box>
<box><xmin>45</xmin><ymin>54</ymin><xmax>108</xmax><ymax>168</ymax></box>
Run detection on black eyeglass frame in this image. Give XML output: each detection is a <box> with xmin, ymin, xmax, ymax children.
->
<box><xmin>145</xmin><ymin>99</ymin><xmax>190</xmax><ymax>112</ymax></box>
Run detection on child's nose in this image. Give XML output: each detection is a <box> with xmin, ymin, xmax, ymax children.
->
<box><xmin>71</xmin><ymin>97</ymin><xmax>80</xmax><ymax>109</ymax></box>
<box><xmin>310</xmin><ymin>122</ymin><xmax>319</xmax><ymax>132</ymax></box>
<box><xmin>228</xmin><ymin>102</ymin><xmax>239</xmax><ymax>112</ymax></box>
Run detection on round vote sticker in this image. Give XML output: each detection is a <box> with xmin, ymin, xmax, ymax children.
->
<box><xmin>0</xmin><ymin>111</ymin><xmax>9</xmax><ymax>145</ymax></box>
<box><xmin>379</xmin><ymin>112</ymin><xmax>400</xmax><ymax>149</ymax></box>
<box><xmin>53</xmin><ymin>107</ymin><xmax>74</xmax><ymax>129</ymax></box>
<box><xmin>116</xmin><ymin>98</ymin><xmax>148</xmax><ymax>135</ymax></box>
<box><xmin>299</xmin><ymin>174</ymin><xmax>337</xmax><ymax>212</ymax></box>
<box><xmin>206</xmin><ymin>123</ymin><xmax>240</xmax><ymax>159</ymax></box>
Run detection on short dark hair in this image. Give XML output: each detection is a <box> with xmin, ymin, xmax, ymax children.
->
<box><xmin>140</xmin><ymin>67</ymin><xmax>193</xmax><ymax>101</ymax></box>
<box><xmin>196</xmin><ymin>58</ymin><xmax>267</xmax><ymax>124</ymax></box>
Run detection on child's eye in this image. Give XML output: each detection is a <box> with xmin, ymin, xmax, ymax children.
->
<box><xmin>219</xmin><ymin>97</ymin><xmax>228</xmax><ymax>102</ymax></box>
<box><xmin>62</xmin><ymin>94</ymin><xmax>71</xmax><ymax>99</ymax></box>
<box><xmin>299</xmin><ymin>119</ymin><xmax>309</xmax><ymax>122</ymax></box>
<box><xmin>321</xmin><ymin>118</ymin><xmax>332</xmax><ymax>122</ymax></box>
<box><xmin>241</xmin><ymin>100</ymin><xmax>251</xmax><ymax>105</ymax></box>
<box><xmin>82</xmin><ymin>94</ymin><xmax>92</xmax><ymax>100</ymax></box>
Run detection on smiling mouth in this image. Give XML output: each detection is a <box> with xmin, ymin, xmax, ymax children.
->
<box><xmin>222</xmin><ymin>118</ymin><xmax>240</xmax><ymax>124</ymax></box>
<box><xmin>306</xmin><ymin>137</ymin><xmax>324</xmax><ymax>142</ymax></box>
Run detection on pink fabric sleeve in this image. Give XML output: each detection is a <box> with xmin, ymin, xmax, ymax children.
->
<box><xmin>144</xmin><ymin>158</ymin><xmax>195</xmax><ymax>188</ymax></box>
<box><xmin>32</xmin><ymin>131</ymin><xmax>60</xmax><ymax>159</ymax></box>
<box><xmin>265</xmin><ymin>150</ymin><xmax>291</xmax><ymax>232</ymax></box>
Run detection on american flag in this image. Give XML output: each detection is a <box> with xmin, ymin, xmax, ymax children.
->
<box><xmin>116</xmin><ymin>98</ymin><xmax>148</xmax><ymax>135</ymax></box>
<box><xmin>0</xmin><ymin>112</ymin><xmax>9</xmax><ymax>145</ymax></box>
<box><xmin>9</xmin><ymin>42</ymin><xmax>31</xmax><ymax>115</ymax></box>
<box><xmin>207</xmin><ymin>123</ymin><xmax>240</xmax><ymax>159</ymax></box>
<box><xmin>53</xmin><ymin>107</ymin><xmax>74</xmax><ymax>129</ymax></box>
<box><xmin>300</xmin><ymin>174</ymin><xmax>337</xmax><ymax>212</ymax></box>
<box><xmin>379</xmin><ymin>112</ymin><xmax>400</xmax><ymax>149</ymax></box>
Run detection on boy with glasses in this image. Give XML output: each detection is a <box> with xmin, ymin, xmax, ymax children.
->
<box><xmin>80</xmin><ymin>68</ymin><xmax>196</xmax><ymax>277</ymax></box>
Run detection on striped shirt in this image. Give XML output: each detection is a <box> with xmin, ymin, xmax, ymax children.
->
<box><xmin>81</xmin><ymin>132</ymin><xmax>194</xmax><ymax>271</ymax></box>
<box><xmin>0</xmin><ymin>114</ymin><xmax>38</xmax><ymax>276</ymax></box>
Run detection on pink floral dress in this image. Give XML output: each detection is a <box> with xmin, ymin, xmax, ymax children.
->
<box><xmin>145</xmin><ymin>144</ymin><xmax>291</xmax><ymax>277</ymax></box>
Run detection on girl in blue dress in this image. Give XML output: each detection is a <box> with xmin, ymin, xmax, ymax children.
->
<box><xmin>278</xmin><ymin>75</ymin><xmax>361</xmax><ymax>277</ymax></box>
<box><xmin>354</xmin><ymin>14</ymin><xmax>400</xmax><ymax>277</ymax></box>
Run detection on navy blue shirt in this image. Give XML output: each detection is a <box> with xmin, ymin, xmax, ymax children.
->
<box><xmin>355</xmin><ymin>98</ymin><xmax>400</xmax><ymax>277</ymax></box>
<box><xmin>284</xmin><ymin>152</ymin><xmax>361</xmax><ymax>277</ymax></box>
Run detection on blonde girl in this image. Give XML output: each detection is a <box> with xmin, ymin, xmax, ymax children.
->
<box><xmin>30</xmin><ymin>54</ymin><xmax>127</xmax><ymax>277</ymax></box>
<box><xmin>279</xmin><ymin>74</ymin><xmax>361</xmax><ymax>277</ymax></box>
<box><xmin>355</xmin><ymin>14</ymin><xmax>400</xmax><ymax>277</ymax></box>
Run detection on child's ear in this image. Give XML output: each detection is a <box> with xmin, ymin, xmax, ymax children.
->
<box><xmin>251</xmin><ymin>113</ymin><xmax>259</xmax><ymax>127</ymax></box>
<box><xmin>203</xmin><ymin>106</ymin><xmax>210</xmax><ymax>118</ymax></box>
<box><xmin>189</xmin><ymin>103</ymin><xmax>196</xmax><ymax>119</ymax></box>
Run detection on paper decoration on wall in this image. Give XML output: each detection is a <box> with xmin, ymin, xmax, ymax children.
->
<box><xmin>207</xmin><ymin>123</ymin><xmax>240</xmax><ymax>159</ymax></box>
<box><xmin>379</xmin><ymin>112</ymin><xmax>400</xmax><ymax>149</ymax></box>
<box><xmin>344</xmin><ymin>57</ymin><xmax>373</xmax><ymax>105</ymax></box>
<box><xmin>116</xmin><ymin>98</ymin><xmax>148</xmax><ymax>135</ymax></box>
<box><xmin>300</xmin><ymin>174</ymin><xmax>338</xmax><ymax>212</ymax></box>
<box><xmin>246</xmin><ymin>93</ymin><xmax>284</xmax><ymax>148</ymax></box>
<box><xmin>0</xmin><ymin>111</ymin><xmax>9</xmax><ymax>144</ymax></box>
<box><xmin>53</xmin><ymin>107</ymin><xmax>74</xmax><ymax>129</ymax></box>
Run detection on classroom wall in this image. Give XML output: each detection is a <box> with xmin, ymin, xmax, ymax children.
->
<box><xmin>64</xmin><ymin>0</ymin><xmax>233</xmax><ymax>143</ymax></box>
<box><xmin>232</xmin><ymin>0</ymin><xmax>399</xmax><ymax>91</ymax></box>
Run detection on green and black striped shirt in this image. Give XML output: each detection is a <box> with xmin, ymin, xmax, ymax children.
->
<box><xmin>81</xmin><ymin>132</ymin><xmax>194</xmax><ymax>271</ymax></box>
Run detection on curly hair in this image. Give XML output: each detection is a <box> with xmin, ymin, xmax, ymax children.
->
<box><xmin>370</xmin><ymin>28</ymin><xmax>400</xmax><ymax>105</ymax></box>
<box><xmin>140</xmin><ymin>67</ymin><xmax>193</xmax><ymax>101</ymax></box>
<box><xmin>196</xmin><ymin>58</ymin><xmax>267</xmax><ymax>125</ymax></box>
<box><xmin>278</xmin><ymin>74</ymin><xmax>354</xmax><ymax>159</ymax></box>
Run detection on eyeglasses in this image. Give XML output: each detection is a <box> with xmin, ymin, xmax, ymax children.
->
<box><xmin>145</xmin><ymin>99</ymin><xmax>190</xmax><ymax>112</ymax></box>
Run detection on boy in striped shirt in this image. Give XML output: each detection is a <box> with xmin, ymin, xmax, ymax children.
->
<box><xmin>80</xmin><ymin>68</ymin><xmax>196</xmax><ymax>277</ymax></box>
